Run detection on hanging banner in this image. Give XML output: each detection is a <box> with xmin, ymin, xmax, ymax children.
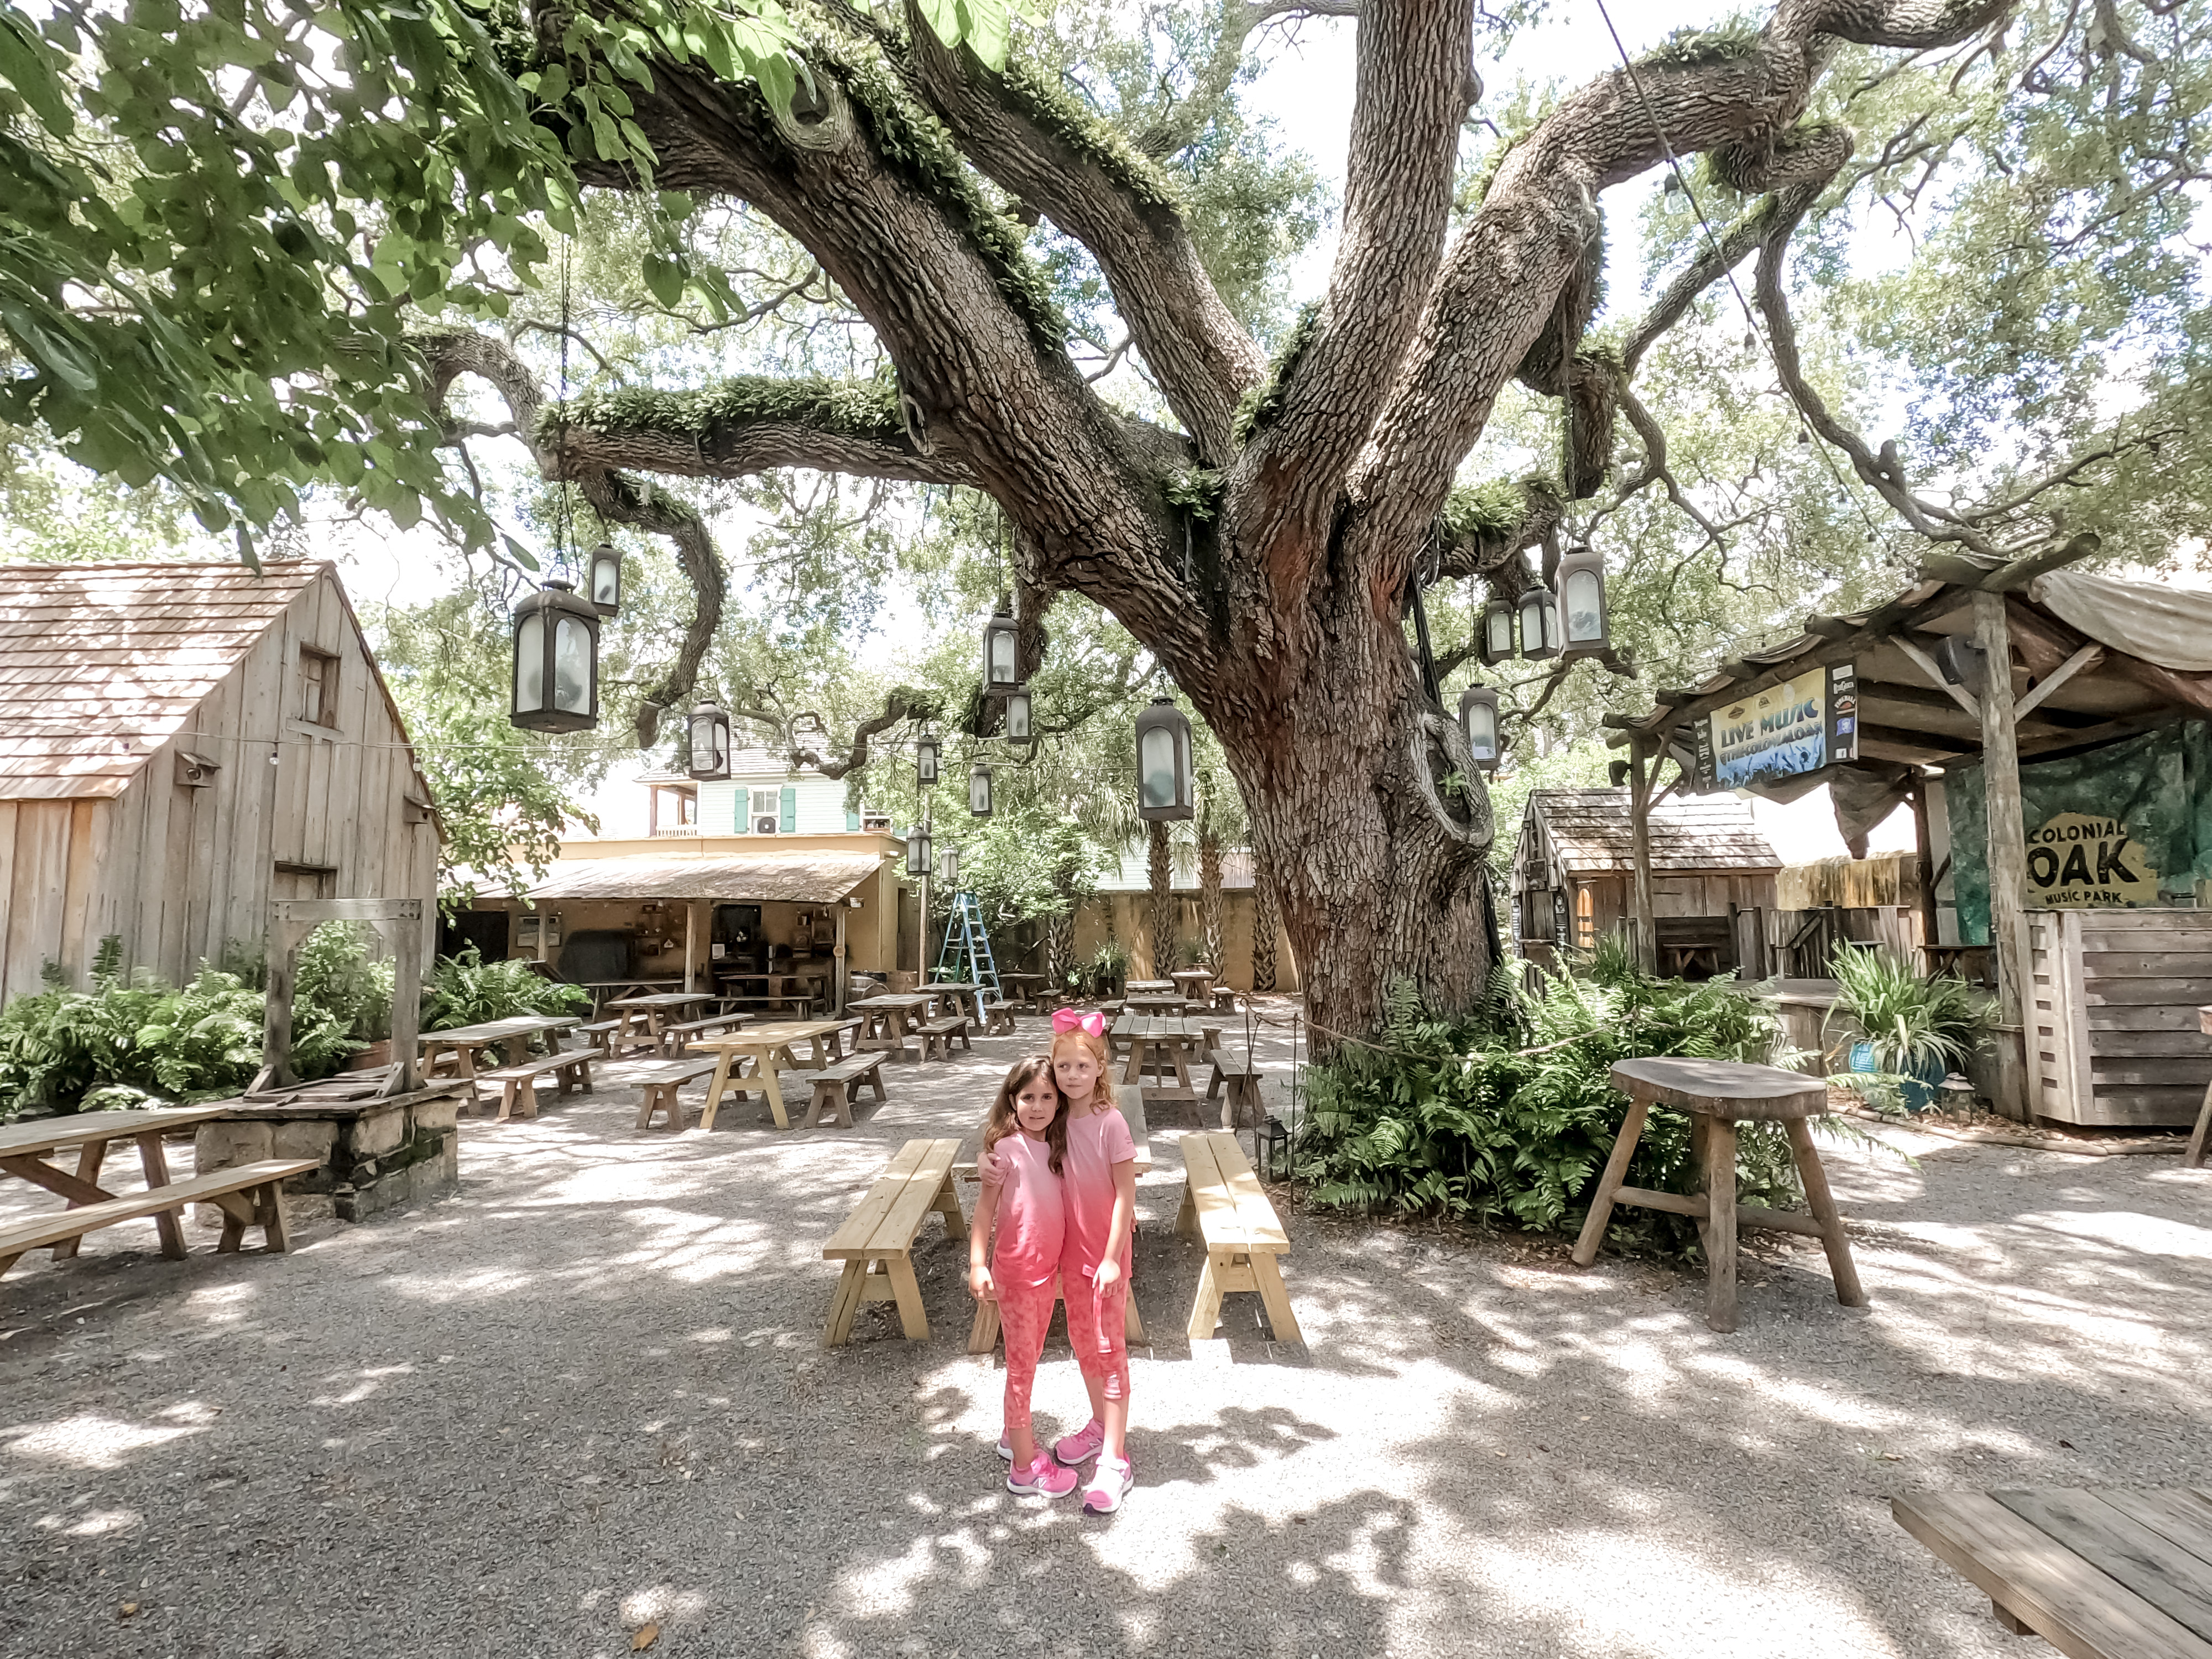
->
<box><xmin>1697</xmin><ymin>664</ymin><xmax>1858</xmax><ymax>790</ymax></box>
<box><xmin>2026</xmin><ymin>811</ymin><xmax>2161</xmax><ymax>908</ymax></box>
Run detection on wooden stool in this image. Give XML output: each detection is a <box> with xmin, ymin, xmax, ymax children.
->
<box><xmin>1572</xmin><ymin>1056</ymin><xmax>1866</xmax><ymax>1333</ymax></box>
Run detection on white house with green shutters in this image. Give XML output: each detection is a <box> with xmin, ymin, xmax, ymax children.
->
<box><xmin>646</xmin><ymin>749</ymin><xmax>896</xmax><ymax>839</ymax></box>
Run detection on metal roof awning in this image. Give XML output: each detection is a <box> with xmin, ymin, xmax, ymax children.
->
<box><xmin>523</xmin><ymin>851</ymin><xmax>886</xmax><ymax>904</ymax></box>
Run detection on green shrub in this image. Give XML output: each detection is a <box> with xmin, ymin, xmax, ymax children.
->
<box><xmin>421</xmin><ymin>946</ymin><xmax>589</xmax><ymax>1030</ymax></box>
<box><xmin>1293</xmin><ymin>962</ymin><xmax>1809</xmax><ymax>1258</ymax></box>
<box><xmin>1824</xmin><ymin>945</ymin><xmax>1995</xmax><ymax>1112</ymax></box>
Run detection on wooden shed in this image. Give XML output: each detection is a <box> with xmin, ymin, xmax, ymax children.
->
<box><xmin>1606</xmin><ymin>543</ymin><xmax>2212</xmax><ymax>1126</ymax></box>
<box><xmin>1512</xmin><ymin>790</ymin><xmax>1780</xmax><ymax>977</ymax></box>
<box><xmin>0</xmin><ymin>560</ymin><xmax>439</xmax><ymax>997</ymax></box>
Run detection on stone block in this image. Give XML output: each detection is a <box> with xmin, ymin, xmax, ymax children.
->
<box><xmin>411</xmin><ymin>1095</ymin><xmax>461</xmax><ymax>1134</ymax></box>
<box><xmin>194</xmin><ymin>1120</ymin><xmax>272</xmax><ymax>1172</ymax></box>
<box><xmin>271</xmin><ymin>1119</ymin><xmax>338</xmax><ymax>1164</ymax></box>
<box><xmin>347</xmin><ymin>1104</ymin><xmax>406</xmax><ymax>1159</ymax></box>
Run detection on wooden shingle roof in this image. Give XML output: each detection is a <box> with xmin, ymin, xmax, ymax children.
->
<box><xmin>0</xmin><ymin>560</ymin><xmax>322</xmax><ymax>801</ymax></box>
<box><xmin>1527</xmin><ymin>788</ymin><xmax>1781</xmax><ymax>874</ymax></box>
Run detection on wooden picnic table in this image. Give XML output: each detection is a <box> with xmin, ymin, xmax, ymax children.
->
<box><xmin>1170</xmin><ymin>968</ymin><xmax>1216</xmax><ymax>1002</ymax></box>
<box><xmin>997</xmin><ymin>971</ymin><xmax>1047</xmax><ymax>1010</ymax></box>
<box><xmin>688</xmin><ymin>1018</ymin><xmax>858</xmax><ymax>1131</ymax></box>
<box><xmin>1123</xmin><ymin>992</ymin><xmax>1188</xmax><ymax>1014</ymax></box>
<box><xmin>0</xmin><ymin>1104</ymin><xmax>236</xmax><ymax>1265</ymax></box>
<box><xmin>420</xmin><ymin>1015</ymin><xmax>580</xmax><ymax>1079</ymax></box>
<box><xmin>577</xmin><ymin>977</ymin><xmax>682</xmax><ymax>1014</ymax></box>
<box><xmin>1114</xmin><ymin>1013</ymin><xmax>1213</xmax><ymax>1104</ymax></box>
<box><xmin>849</xmin><ymin>992</ymin><xmax>934</xmax><ymax>1062</ymax></box>
<box><xmin>606</xmin><ymin>992</ymin><xmax>714</xmax><ymax>1046</ymax></box>
<box><xmin>716</xmin><ymin>969</ymin><xmax>828</xmax><ymax>1014</ymax></box>
<box><xmin>1895</xmin><ymin>1486</ymin><xmax>2212</xmax><ymax>1657</ymax></box>
<box><xmin>923</xmin><ymin>980</ymin><xmax>988</xmax><ymax>1025</ymax></box>
<box><xmin>1124</xmin><ymin>979</ymin><xmax>1175</xmax><ymax>994</ymax></box>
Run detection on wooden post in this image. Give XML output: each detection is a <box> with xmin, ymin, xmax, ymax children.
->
<box><xmin>684</xmin><ymin>899</ymin><xmax>698</xmax><ymax>993</ymax></box>
<box><xmin>834</xmin><ymin>902</ymin><xmax>848</xmax><ymax>1015</ymax></box>
<box><xmin>1975</xmin><ymin>591</ymin><xmax>2034</xmax><ymax>1121</ymax></box>
<box><xmin>1628</xmin><ymin>739</ymin><xmax>1657</xmax><ymax>973</ymax></box>
<box><xmin>386</xmin><ymin>907</ymin><xmax>421</xmax><ymax>1095</ymax></box>
<box><xmin>1910</xmin><ymin>778</ymin><xmax>1942</xmax><ymax>971</ymax></box>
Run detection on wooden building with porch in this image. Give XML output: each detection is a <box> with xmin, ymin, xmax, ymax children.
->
<box><xmin>0</xmin><ymin>561</ymin><xmax>438</xmax><ymax>999</ymax></box>
<box><xmin>1606</xmin><ymin>544</ymin><xmax>2212</xmax><ymax>1126</ymax></box>
<box><xmin>1511</xmin><ymin>789</ymin><xmax>1780</xmax><ymax>977</ymax></box>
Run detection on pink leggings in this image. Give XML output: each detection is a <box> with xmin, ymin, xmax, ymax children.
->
<box><xmin>1063</xmin><ymin>1274</ymin><xmax>1129</xmax><ymax>1404</ymax></box>
<box><xmin>996</xmin><ymin>1276</ymin><xmax>1058</xmax><ymax>1443</ymax></box>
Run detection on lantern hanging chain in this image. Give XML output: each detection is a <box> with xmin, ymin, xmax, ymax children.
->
<box><xmin>554</xmin><ymin>234</ymin><xmax>574</xmax><ymax>581</ymax></box>
<box><xmin>1588</xmin><ymin>0</ymin><xmax>1890</xmax><ymax>548</ymax></box>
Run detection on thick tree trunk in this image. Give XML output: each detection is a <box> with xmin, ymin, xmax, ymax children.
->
<box><xmin>1147</xmin><ymin>820</ymin><xmax>1175</xmax><ymax>977</ymax></box>
<box><xmin>1249</xmin><ymin>849</ymin><xmax>1280</xmax><ymax>995</ymax></box>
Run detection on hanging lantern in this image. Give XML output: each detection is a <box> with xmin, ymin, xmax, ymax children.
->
<box><xmin>1134</xmin><ymin>693</ymin><xmax>1194</xmax><ymax>821</ymax></box>
<box><xmin>585</xmin><ymin>541</ymin><xmax>623</xmax><ymax>618</ymax></box>
<box><xmin>1516</xmin><ymin>585</ymin><xmax>1560</xmax><ymax>662</ymax></box>
<box><xmin>983</xmin><ymin>603</ymin><xmax>1019</xmax><ymax>691</ymax></box>
<box><xmin>915</xmin><ymin>730</ymin><xmax>940</xmax><ymax>784</ymax></box>
<box><xmin>686</xmin><ymin>701</ymin><xmax>731</xmax><ymax>780</ymax></box>
<box><xmin>1480</xmin><ymin>599</ymin><xmax>1516</xmax><ymax>668</ymax></box>
<box><xmin>968</xmin><ymin>761</ymin><xmax>994</xmax><ymax>817</ymax></box>
<box><xmin>906</xmin><ymin>824</ymin><xmax>933</xmax><ymax>877</ymax></box>
<box><xmin>1556</xmin><ymin>545</ymin><xmax>1610</xmax><ymax>658</ymax></box>
<box><xmin>509</xmin><ymin>580</ymin><xmax>600</xmax><ymax>733</ymax></box>
<box><xmin>1458</xmin><ymin>685</ymin><xmax>1501</xmax><ymax>772</ymax></box>
<box><xmin>1004</xmin><ymin>685</ymin><xmax>1032</xmax><ymax>743</ymax></box>
<box><xmin>940</xmin><ymin>844</ymin><xmax>961</xmax><ymax>886</ymax></box>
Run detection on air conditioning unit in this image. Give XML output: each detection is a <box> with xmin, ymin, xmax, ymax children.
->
<box><xmin>753</xmin><ymin>814</ymin><xmax>780</xmax><ymax>834</ymax></box>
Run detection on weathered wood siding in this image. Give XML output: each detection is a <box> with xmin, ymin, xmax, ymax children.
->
<box><xmin>2028</xmin><ymin>908</ymin><xmax>2212</xmax><ymax>1127</ymax></box>
<box><xmin>2</xmin><ymin>568</ymin><xmax>436</xmax><ymax>996</ymax></box>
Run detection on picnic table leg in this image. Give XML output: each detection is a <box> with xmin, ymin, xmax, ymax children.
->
<box><xmin>1702</xmin><ymin>1115</ymin><xmax>1739</xmax><ymax>1333</ymax></box>
<box><xmin>1123</xmin><ymin>1040</ymin><xmax>1145</xmax><ymax>1086</ymax></box>
<box><xmin>698</xmin><ymin>1051</ymin><xmax>737</xmax><ymax>1133</ymax></box>
<box><xmin>1785</xmin><ymin>1117</ymin><xmax>1867</xmax><ymax>1308</ymax></box>
<box><xmin>822</xmin><ymin>1262</ymin><xmax>869</xmax><ymax>1347</ymax></box>
<box><xmin>761</xmin><ymin>1060</ymin><xmax>791</xmax><ymax>1130</ymax></box>
<box><xmin>1251</xmin><ymin>1254</ymin><xmax>1303</xmax><ymax>1344</ymax></box>
<box><xmin>134</xmin><ymin>1131</ymin><xmax>189</xmax><ymax>1260</ymax></box>
<box><xmin>930</xmin><ymin>1174</ymin><xmax>968</xmax><ymax>1242</ymax></box>
<box><xmin>884</xmin><ymin>1255</ymin><xmax>930</xmax><ymax>1340</ymax></box>
<box><xmin>1187</xmin><ymin>1250</ymin><xmax>1230</xmax><ymax>1339</ymax></box>
<box><xmin>255</xmin><ymin>1177</ymin><xmax>292</xmax><ymax>1252</ymax></box>
<box><xmin>49</xmin><ymin>1135</ymin><xmax>112</xmax><ymax>1261</ymax></box>
<box><xmin>1124</xmin><ymin>1292</ymin><xmax>1147</xmax><ymax>1347</ymax></box>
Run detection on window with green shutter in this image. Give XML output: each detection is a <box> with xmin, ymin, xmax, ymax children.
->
<box><xmin>779</xmin><ymin>785</ymin><xmax>797</xmax><ymax>833</ymax></box>
<box><xmin>846</xmin><ymin>808</ymin><xmax>861</xmax><ymax>831</ymax></box>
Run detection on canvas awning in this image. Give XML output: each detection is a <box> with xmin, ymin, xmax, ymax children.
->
<box><xmin>523</xmin><ymin>850</ymin><xmax>885</xmax><ymax>904</ymax></box>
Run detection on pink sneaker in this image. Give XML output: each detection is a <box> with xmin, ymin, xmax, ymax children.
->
<box><xmin>1083</xmin><ymin>1453</ymin><xmax>1133</xmax><ymax>1514</ymax></box>
<box><xmin>1052</xmin><ymin>1419</ymin><xmax>1105</xmax><ymax>1466</ymax></box>
<box><xmin>1007</xmin><ymin>1454</ymin><xmax>1078</xmax><ymax>1498</ymax></box>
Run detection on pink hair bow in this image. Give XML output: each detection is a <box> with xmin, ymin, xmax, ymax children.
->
<box><xmin>1052</xmin><ymin>1008</ymin><xmax>1105</xmax><ymax>1036</ymax></box>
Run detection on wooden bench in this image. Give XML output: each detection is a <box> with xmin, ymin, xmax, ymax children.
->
<box><xmin>821</xmin><ymin>1139</ymin><xmax>967</xmax><ymax>1345</ymax></box>
<box><xmin>1176</xmin><ymin>1130</ymin><xmax>1302</xmax><ymax>1343</ymax></box>
<box><xmin>0</xmin><ymin>1158</ymin><xmax>321</xmax><ymax>1276</ymax></box>
<box><xmin>471</xmin><ymin>1051</ymin><xmax>594</xmax><ymax>1121</ymax></box>
<box><xmin>805</xmin><ymin>1051</ymin><xmax>889</xmax><ymax>1128</ymax></box>
<box><xmin>628</xmin><ymin>1058</ymin><xmax>722</xmax><ymax>1131</ymax></box>
<box><xmin>1204</xmin><ymin>1048</ymin><xmax>1265</xmax><ymax>1129</ymax></box>
<box><xmin>916</xmin><ymin>1015</ymin><xmax>971</xmax><ymax>1062</ymax></box>
<box><xmin>1895</xmin><ymin>1486</ymin><xmax>2212</xmax><ymax>1656</ymax></box>
<box><xmin>575</xmin><ymin>1018</ymin><xmax>625</xmax><ymax>1056</ymax></box>
<box><xmin>978</xmin><ymin>998</ymin><xmax>1018</xmax><ymax>1037</ymax></box>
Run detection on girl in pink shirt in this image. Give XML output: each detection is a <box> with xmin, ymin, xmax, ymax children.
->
<box><xmin>968</xmin><ymin>1057</ymin><xmax>1077</xmax><ymax>1498</ymax></box>
<box><xmin>1048</xmin><ymin>1013</ymin><xmax>1138</xmax><ymax>1513</ymax></box>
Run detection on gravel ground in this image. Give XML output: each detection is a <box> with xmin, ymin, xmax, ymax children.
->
<box><xmin>2</xmin><ymin>1005</ymin><xmax>2207</xmax><ymax>1659</ymax></box>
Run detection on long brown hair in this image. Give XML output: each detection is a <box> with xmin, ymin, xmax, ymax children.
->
<box><xmin>982</xmin><ymin>1056</ymin><xmax>1069</xmax><ymax>1175</ymax></box>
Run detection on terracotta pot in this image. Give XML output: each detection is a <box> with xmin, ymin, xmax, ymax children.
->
<box><xmin>342</xmin><ymin>1040</ymin><xmax>393</xmax><ymax>1072</ymax></box>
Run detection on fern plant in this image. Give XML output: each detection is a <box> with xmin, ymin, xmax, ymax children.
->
<box><xmin>420</xmin><ymin>947</ymin><xmax>589</xmax><ymax>1030</ymax></box>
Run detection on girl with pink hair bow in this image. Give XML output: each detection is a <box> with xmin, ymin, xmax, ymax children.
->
<box><xmin>1044</xmin><ymin>1005</ymin><xmax>1139</xmax><ymax>1512</ymax></box>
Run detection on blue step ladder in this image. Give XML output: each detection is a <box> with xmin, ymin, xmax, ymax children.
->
<box><xmin>935</xmin><ymin>890</ymin><xmax>1002</xmax><ymax>997</ymax></box>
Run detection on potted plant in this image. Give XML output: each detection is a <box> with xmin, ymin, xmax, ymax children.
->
<box><xmin>1824</xmin><ymin>945</ymin><xmax>1996</xmax><ymax>1112</ymax></box>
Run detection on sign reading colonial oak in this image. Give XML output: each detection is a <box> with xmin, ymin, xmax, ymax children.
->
<box><xmin>1694</xmin><ymin>664</ymin><xmax>1859</xmax><ymax>791</ymax></box>
<box><xmin>2025</xmin><ymin>811</ymin><xmax>2159</xmax><ymax>908</ymax></box>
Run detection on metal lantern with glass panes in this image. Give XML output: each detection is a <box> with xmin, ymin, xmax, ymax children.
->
<box><xmin>1480</xmin><ymin>599</ymin><xmax>1516</xmax><ymax>667</ymax></box>
<box><xmin>687</xmin><ymin>701</ymin><xmax>731</xmax><ymax>780</ymax></box>
<box><xmin>1457</xmin><ymin>685</ymin><xmax>1501</xmax><ymax>772</ymax></box>
<box><xmin>1134</xmin><ymin>694</ymin><xmax>1195</xmax><ymax>821</ymax></box>
<box><xmin>983</xmin><ymin>603</ymin><xmax>1019</xmax><ymax>691</ymax></box>
<box><xmin>1556</xmin><ymin>545</ymin><xmax>1609</xmax><ymax>658</ymax></box>
<box><xmin>915</xmin><ymin>730</ymin><xmax>940</xmax><ymax>784</ymax></box>
<box><xmin>968</xmin><ymin>761</ymin><xmax>994</xmax><ymax>817</ymax></box>
<box><xmin>585</xmin><ymin>541</ymin><xmax>622</xmax><ymax>618</ymax></box>
<box><xmin>1004</xmin><ymin>685</ymin><xmax>1032</xmax><ymax>743</ymax></box>
<box><xmin>906</xmin><ymin>824</ymin><xmax>933</xmax><ymax>877</ymax></box>
<box><xmin>510</xmin><ymin>580</ymin><xmax>601</xmax><ymax>733</ymax></box>
<box><xmin>1516</xmin><ymin>584</ymin><xmax>1560</xmax><ymax>662</ymax></box>
<box><xmin>940</xmin><ymin>844</ymin><xmax>960</xmax><ymax>886</ymax></box>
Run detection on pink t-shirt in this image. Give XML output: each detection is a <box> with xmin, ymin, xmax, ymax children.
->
<box><xmin>978</xmin><ymin>1129</ymin><xmax>1064</xmax><ymax>1288</ymax></box>
<box><xmin>1059</xmin><ymin>1099</ymin><xmax>1136</xmax><ymax>1279</ymax></box>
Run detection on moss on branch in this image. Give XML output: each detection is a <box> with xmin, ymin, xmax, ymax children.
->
<box><xmin>556</xmin><ymin>374</ymin><xmax>906</xmax><ymax>442</ymax></box>
<box><xmin>994</xmin><ymin>60</ymin><xmax>1185</xmax><ymax>213</ymax></box>
<box><xmin>821</xmin><ymin>40</ymin><xmax>1068</xmax><ymax>347</ymax></box>
<box><xmin>1438</xmin><ymin>475</ymin><xmax>1564</xmax><ymax>569</ymax></box>
<box><xmin>1232</xmin><ymin>301</ymin><xmax>1322</xmax><ymax>446</ymax></box>
<box><xmin>1640</xmin><ymin>16</ymin><xmax>1764</xmax><ymax>69</ymax></box>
